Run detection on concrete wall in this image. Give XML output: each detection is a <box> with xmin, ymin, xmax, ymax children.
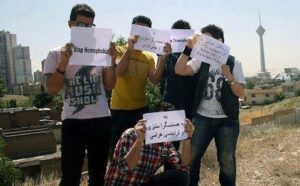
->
<box><xmin>274</xmin><ymin>109</ymin><xmax>297</xmax><ymax>124</ymax></box>
<box><xmin>3</xmin><ymin>130</ymin><xmax>56</xmax><ymax>159</ymax></box>
<box><xmin>296</xmin><ymin>108</ymin><xmax>300</xmax><ymax>124</ymax></box>
<box><xmin>0</xmin><ymin>110</ymin><xmax>41</xmax><ymax>129</ymax></box>
<box><xmin>0</xmin><ymin>112</ymin><xmax>13</xmax><ymax>129</ymax></box>
<box><xmin>52</xmin><ymin>122</ymin><xmax>62</xmax><ymax>144</ymax></box>
<box><xmin>252</xmin><ymin>108</ymin><xmax>300</xmax><ymax>125</ymax></box>
<box><xmin>252</xmin><ymin>114</ymin><xmax>275</xmax><ymax>124</ymax></box>
<box><xmin>14</xmin><ymin>110</ymin><xmax>40</xmax><ymax>127</ymax></box>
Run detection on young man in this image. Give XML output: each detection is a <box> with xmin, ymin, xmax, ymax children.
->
<box><xmin>160</xmin><ymin>20</ymin><xmax>198</xmax><ymax>160</ymax></box>
<box><xmin>175</xmin><ymin>25</ymin><xmax>246</xmax><ymax>186</ymax></box>
<box><xmin>110</xmin><ymin>15</ymin><xmax>171</xmax><ymax>155</ymax></box>
<box><xmin>104</xmin><ymin>115</ymin><xmax>194</xmax><ymax>186</ymax></box>
<box><xmin>43</xmin><ymin>4</ymin><xmax>117</xmax><ymax>186</ymax></box>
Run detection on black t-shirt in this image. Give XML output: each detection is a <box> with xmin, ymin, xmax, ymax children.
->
<box><xmin>160</xmin><ymin>53</ymin><xmax>198</xmax><ymax>118</ymax></box>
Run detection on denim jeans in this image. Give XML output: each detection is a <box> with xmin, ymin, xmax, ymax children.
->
<box><xmin>189</xmin><ymin>114</ymin><xmax>239</xmax><ymax>186</ymax></box>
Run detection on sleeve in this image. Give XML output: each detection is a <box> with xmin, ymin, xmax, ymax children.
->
<box><xmin>166</xmin><ymin>143</ymin><xmax>189</xmax><ymax>172</ymax></box>
<box><xmin>115</xmin><ymin>129</ymin><xmax>136</xmax><ymax>174</ymax></box>
<box><xmin>149</xmin><ymin>54</ymin><xmax>155</xmax><ymax>69</ymax></box>
<box><xmin>43</xmin><ymin>50</ymin><xmax>60</xmax><ymax>75</ymax></box>
<box><xmin>187</xmin><ymin>58</ymin><xmax>202</xmax><ymax>74</ymax></box>
<box><xmin>233</xmin><ymin>59</ymin><xmax>246</xmax><ymax>85</ymax></box>
<box><xmin>115</xmin><ymin>45</ymin><xmax>126</xmax><ymax>64</ymax></box>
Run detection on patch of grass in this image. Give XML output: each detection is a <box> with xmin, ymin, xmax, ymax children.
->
<box><xmin>272</xmin><ymin>163</ymin><xmax>300</xmax><ymax>186</ymax></box>
<box><xmin>240</xmin><ymin>121</ymin><xmax>298</xmax><ymax>139</ymax></box>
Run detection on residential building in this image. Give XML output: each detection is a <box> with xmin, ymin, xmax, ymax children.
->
<box><xmin>34</xmin><ymin>70</ymin><xmax>43</xmax><ymax>83</ymax></box>
<box><xmin>13</xmin><ymin>45</ymin><xmax>33</xmax><ymax>84</ymax></box>
<box><xmin>0</xmin><ymin>31</ymin><xmax>17</xmax><ymax>89</ymax></box>
<box><xmin>245</xmin><ymin>86</ymin><xmax>283</xmax><ymax>105</ymax></box>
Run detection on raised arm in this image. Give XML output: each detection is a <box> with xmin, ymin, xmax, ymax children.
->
<box><xmin>181</xmin><ymin>119</ymin><xmax>194</xmax><ymax>166</ymax></box>
<box><xmin>125</xmin><ymin>120</ymin><xmax>146</xmax><ymax>171</ymax></box>
<box><xmin>103</xmin><ymin>43</ymin><xmax>117</xmax><ymax>90</ymax></box>
<box><xmin>175</xmin><ymin>35</ymin><xmax>199</xmax><ymax>76</ymax></box>
<box><xmin>46</xmin><ymin>43</ymin><xmax>72</xmax><ymax>95</ymax></box>
<box><xmin>149</xmin><ymin>43</ymin><xmax>172</xmax><ymax>84</ymax></box>
<box><xmin>115</xmin><ymin>35</ymin><xmax>137</xmax><ymax>77</ymax></box>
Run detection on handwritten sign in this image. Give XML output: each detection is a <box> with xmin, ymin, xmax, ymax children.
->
<box><xmin>69</xmin><ymin>27</ymin><xmax>112</xmax><ymax>66</ymax></box>
<box><xmin>143</xmin><ymin>110</ymin><xmax>187</xmax><ymax>145</ymax></box>
<box><xmin>169</xmin><ymin>29</ymin><xmax>194</xmax><ymax>53</ymax></box>
<box><xmin>130</xmin><ymin>24</ymin><xmax>170</xmax><ymax>55</ymax></box>
<box><xmin>191</xmin><ymin>34</ymin><xmax>230</xmax><ymax>65</ymax></box>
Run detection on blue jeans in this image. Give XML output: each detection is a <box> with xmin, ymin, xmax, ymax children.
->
<box><xmin>189</xmin><ymin>114</ymin><xmax>239</xmax><ymax>186</ymax></box>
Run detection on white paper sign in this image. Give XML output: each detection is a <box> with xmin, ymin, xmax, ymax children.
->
<box><xmin>143</xmin><ymin>110</ymin><xmax>187</xmax><ymax>145</ymax></box>
<box><xmin>130</xmin><ymin>24</ymin><xmax>170</xmax><ymax>55</ymax></box>
<box><xmin>169</xmin><ymin>29</ymin><xmax>194</xmax><ymax>53</ymax></box>
<box><xmin>69</xmin><ymin>27</ymin><xmax>112</xmax><ymax>66</ymax></box>
<box><xmin>191</xmin><ymin>34</ymin><xmax>230</xmax><ymax>65</ymax></box>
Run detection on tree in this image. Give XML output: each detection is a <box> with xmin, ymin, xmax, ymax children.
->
<box><xmin>114</xmin><ymin>34</ymin><xmax>127</xmax><ymax>46</ymax></box>
<box><xmin>0</xmin><ymin>78</ymin><xmax>7</xmax><ymax>97</ymax></box>
<box><xmin>245</xmin><ymin>81</ymin><xmax>255</xmax><ymax>89</ymax></box>
<box><xmin>33</xmin><ymin>91</ymin><xmax>53</xmax><ymax>108</ymax></box>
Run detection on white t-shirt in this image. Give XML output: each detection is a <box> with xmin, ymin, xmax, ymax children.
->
<box><xmin>188</xmin><ymin>58</ymin><xmax>246</xmax><ymax>118</ymax></box>
<box><xmin>43</xmin><ymin>48</ymin><xmax>110</xmax><ymax>120</ymax></box>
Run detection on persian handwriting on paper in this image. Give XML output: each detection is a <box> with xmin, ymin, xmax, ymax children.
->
<box><xmin>144</xmin><ymin>110</ymin><xmax>187</xmax><ymax>144</ymax></box>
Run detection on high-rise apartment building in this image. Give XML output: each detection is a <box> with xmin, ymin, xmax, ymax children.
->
<box><xmin>34</xmin><ymin>70</ymin><xmax>43</xmax><ymax>83</ymax></box>
<box><xmin>13</xmin><ymin>45</ymin><xmax>33</xmax><ymax>84</ymax></box>
<box><xmin>0</xmin><ymin>31</ymin><xmax>17</xmax><ymax>89</ymax></box>
<box><xmin>0</xmin><ymin>30</ymin><xmax>33</xmax><ymax>93</ymax></box>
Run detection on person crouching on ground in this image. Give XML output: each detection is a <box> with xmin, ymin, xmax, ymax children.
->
<box><xmin>104</xmin><ymin>105</ymin><xmax>194</xmax><ymax>186</ymax></box>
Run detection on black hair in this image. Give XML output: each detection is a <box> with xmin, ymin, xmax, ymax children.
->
<box><xmin>132</xmin><ymin>15</ymin><xmax>152</xmax><ymax>28</ymax></box>
<box><xmin>70</xmin><ymin>4</ymin><xmax>95</xmax><ymax>21</ymax></box>
<box><xmin>171</xmin><ymin>19</ymin><xmax>191</xmax><ymax>29</ymax></box>
<box><xmin>201</xmin><ymin>24</ymin><xmax>224</xmax><ymax>42</ymax></box>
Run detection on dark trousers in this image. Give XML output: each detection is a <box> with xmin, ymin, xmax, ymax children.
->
<box><xmin>60</xmin><ymin>117</ymin><xmax>112</xmax><ymax>186</ymax></box>
<box><xmin>189</xmin><ymin>114</ymin><xmax>239</xmax><ymax>186</ymax></box>
<box><xmin>110</xmin><ymin>106</ymin><xmax>148</xmax><ymax>156</ymax></box>
<box><xmin>141</xmin><ymin>169</ymin><xmax>189</xmax><ymax>186</ymax></box>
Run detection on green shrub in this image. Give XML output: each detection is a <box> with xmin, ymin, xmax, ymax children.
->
<box><xmin>7</xmin><ymin>99</ymin><xmax>17</xmax><ymax>108</ymax></box>
<box><xmin>146</xmin><ymin>82</ymin><xmax>162</xmax><ymax>112</ymax></box>
<box><xmin>296</xmin><ymin>89</ymin><xmax>300</xmax><ymax>96</ymax></box>
<box><xmin>274</xmin><ymin>93</ymin><xmax>285</xmax><ymax>102</ymax></box>
<box><xmin>0</xmin><ymin>139</ymin><xmax>21</xmax><ymax>185</ymax></box>
<box><xmin>33</xmin><ymin>91</ymin><xmax>53</xmax><ymax>108</ymax></box>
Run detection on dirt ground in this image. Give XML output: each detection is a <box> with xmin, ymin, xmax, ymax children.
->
<box><xmin>199</xmin><ymin>123</ymin><xmax>300</xmax><ymax>186</ymax></box>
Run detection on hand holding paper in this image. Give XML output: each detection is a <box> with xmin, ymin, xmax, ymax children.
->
<box><xmin>143</xmin><ymin>110</ymin><xmax>188</xmax><ymax>144</ymax></box>
<box><xmin>134</xmin><ymin>119</ymin><xmax>146</xmax><ymax>143</ymax></box>
<box><xmin>130</xmin><ymin>24</ymin><xmax>171</xmax><ymax>55</ymax></box>
<box><xmin>128</xmin><ymin>35</ymin><xmax>138</xmax><ymax>51</ymax></box>
<box><xmin>187</xmin><ymin>34</ymin><xmax>200</xmax><ymax>49</ymax></box>
<box><xmin>69</xmin><ymin>27</ymin><xmax>113</xmax><ymax>66</ymax></box>
<box><xmin>190</xmin><ymin>34</ymin><xmax>230</xmax><ymax>65</ymax></box>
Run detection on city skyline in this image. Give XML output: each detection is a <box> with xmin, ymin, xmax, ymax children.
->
<box><xmin>1</xmin><ymin>0</ymin><xmax>300</xmax><ymax>77</ymax></box>
<box><xmin>0</xmin><ymin>31</ymin><xmax>33</xmax><ymax>89</ymax></box>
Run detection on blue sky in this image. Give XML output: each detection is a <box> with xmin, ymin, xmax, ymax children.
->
<box><xmin>1</xmin><ymin>0</ymin><xmax>299</xmax><ymax>76</ymax></box>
